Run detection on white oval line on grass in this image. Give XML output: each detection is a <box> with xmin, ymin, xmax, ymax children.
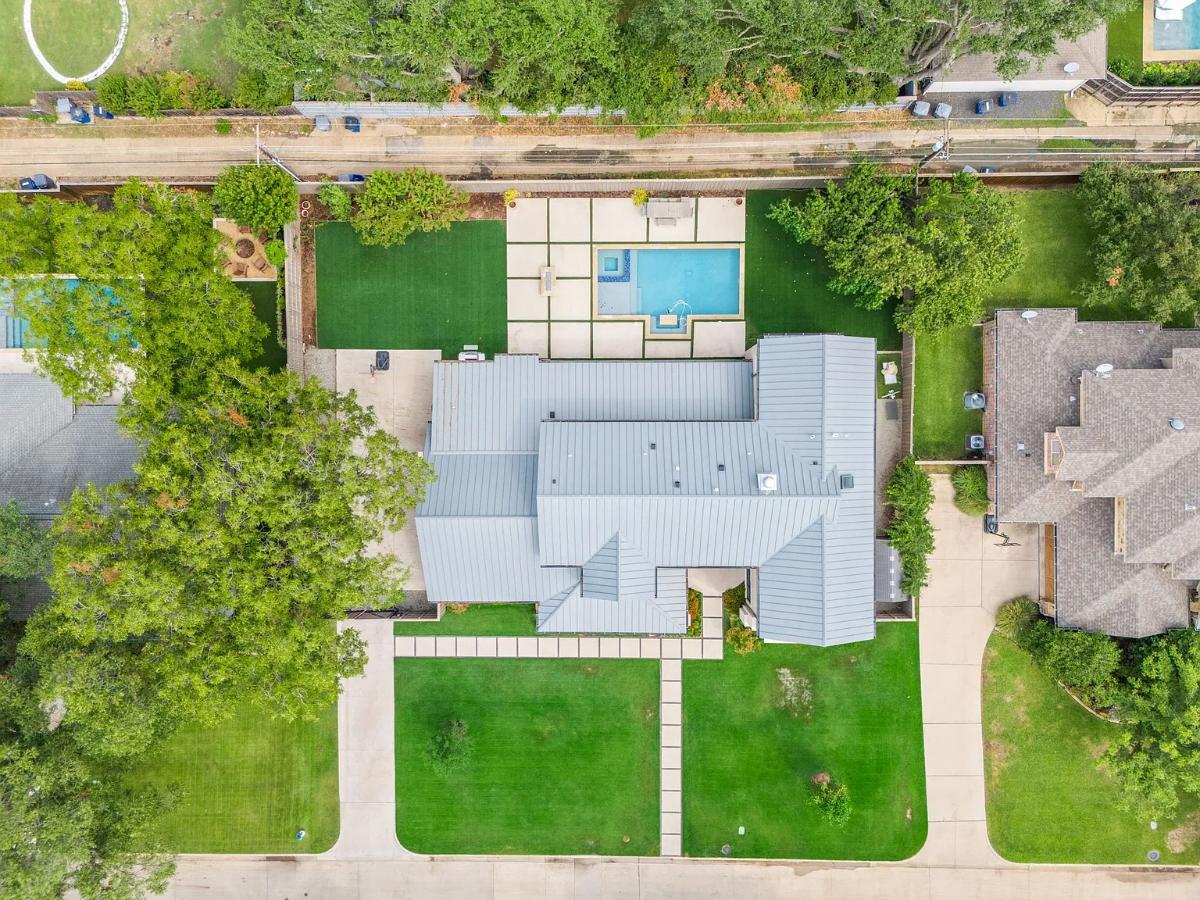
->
<box><xmin>23</xmin><ymin>0</ymin><xmax>130</xmax><ymax>84</ymax></box>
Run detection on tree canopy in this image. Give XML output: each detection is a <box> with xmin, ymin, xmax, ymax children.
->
<box><xmin>224</xmin><ymin>0</ymin><xmax>1124</xmax><ymax>117</ymax></box>
<box><xmin>212</xmin><ymin>164</ymin><xmax>299</xmax><ymax>235</ymax></box>
<box><xmin>352</xmin><ymin>169</ymin><xmax>469</xmax><ymax>247</ymax></box>
<box><xmin>0</xmin><ymin>501</ymin><xmax>53</xmax><ymax>581</ymax></box>
<box><xmin>1076</xmin><ymin>162</ymin><xmax>1200</xmax><ymax>325</ymax></box>
<box><xmin>769</xmin><ymin>163</ymin><xmax>1023</xmax><ymax>336</ymax></box>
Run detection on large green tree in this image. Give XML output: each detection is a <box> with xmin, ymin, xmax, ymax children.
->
<box><xmin>24</xmin><ymin>364</ymin><xmax>433</xmax><ymax>758</ymax></box>
<box><xmin>769</xmin><ymin>163</ymin><xmax>1023</xmax><ymax>336</ymax></box>
<box><xmin>1104</xmin><ymin>629</ymin><xmax>1200</xmax><ymax>820</ymax></box>
<box><xmin>352</xmin><ymin>169</ymin><xmax>468</xmax><ymax>247</ymax></box>
<box><xmin>0</xmin><ymin>502</ymin><xmax>53</xmax><ymax>581</ymax></box>
<box><xmin>1076</xmin><ymin>162</ymin><xmax>1200</xmax><ymax>324</ymax></box>
<box><xmin>212</xmin><ymin>164</ymin><xmax>299</xmax><ymax>235</ymax></box>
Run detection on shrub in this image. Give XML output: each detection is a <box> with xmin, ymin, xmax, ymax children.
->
<box><xmin>886</xmin><ymin>457</ymin><xmax>934</xmax><ymax>597</ymax></box>
<box><xmin>351</xmin><ymin>169</ymin><xmax>468</xmax><ymax>248</ymax></box>
<box><xmin>1039</xmin><ymin>627</ymin><xmax>1120</xmax><ymax>708</ymax></box>
<box><xmin>686</xmin><ymin>588</ymin><xmax>702</xmax><ymax>637</ymax></box>
<box><xmin>214</xmin><ymin>118</ymin><xmax>233</xmax><ymax>135</ymax></box>
<box><xmin>213</xmin><ymin>164</ymin><xmax>298</xmax><ymax>234</ymax></box>
<box><xmin>64</xmin><ymin>79</ymin><xmax>88</xmax><ymax>91</ymax></box>
<box><xmin>127</xmin><ymin>74</ymin><xmax>166</xmax><ymax>117</ymax></box>
<box><xmin>951</xmin><ymin>466</ymin><xmax>989</xmax><ymax>516</ymax></box>
<box><xmin>263</xmin><ymin>239</ymin><xmax>288</xmax><ymax>269</ymax></box>
<box><xmin>810</xmin><ymin>779</ymin><xmax>851</xmax><ymax>825</ymax></box>
<box><xmin>318</xmin><ymin>183</ymin><xmax>353</xmax><ymax>220</ymax></box>
<box><xmin>776</xmin><ymin>667</ymin><xmax>813</xmax><ymax>719</ymax></box>
<box><xmin>502</xmin><ymin>188</ymin><xmax>520</xmax><ymax>205</ymax></box>
<box><xmin>631</xmin><ymin>188</ymin><xmax>650</xmax><ymax>206</ymax></box>
<box><xmin>994</xmin><ymin>597</ymin><xmax>1038</xmax><ymax>643</ymax></box>
<box><xmin>95</xmin><ymin>74</ymin><xmax>131</xmax><ymax>112</ymax></box>
<box><xmin>428</xmin><ymin>719</ymin><xmax>473</xmax><ymax>774</ymax></box>
<box><xmin>233</xmin><ymin>70</ymin><xmax>292</xmax><ymax>112</ymax></box>
<box><xmin>723</xmin><ymin>582</ymin><xmax>746</xmax><ymax>620</ymax></box>
<box><xmin>726</xmin><ymin>624</ymin><xmax>762</xmax><ymax>655</ymax></box>
<box><xmin>446</xmin><ymin>602</ymin><xmax>470</xmax><ymax>615</ymax></box>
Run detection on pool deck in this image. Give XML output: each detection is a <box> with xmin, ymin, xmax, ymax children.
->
<box><xmin>1144</xmin><ymin>0</ymin><xmax>1200</xmax><ymax>62</ymax></box>
<box><xmin>505</xmin><ymin>197</ymin><xmax>746</xmax><ymax>360</ymax></box>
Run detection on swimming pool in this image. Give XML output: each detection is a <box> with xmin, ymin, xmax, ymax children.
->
<box><xmin>1154</xmin><ymin>1</ymin><xmax>1200</xmax><ymax>53</ymax></box>
<box><xmin>595</xmin><ymin>246</ymin><xmax>742</xmax><ymax>334</ymax></box>
<box><xmin>2</xmin><ymin>278</ymin><xmax>124</xmax><ymax>349</ymax></box>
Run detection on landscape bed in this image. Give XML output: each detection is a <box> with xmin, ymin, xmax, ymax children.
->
<box><xmin>682</xmin><ymin>622</ymin><xmax>926</xmax><ymax>859</ymax></box>
<box><xmin>393</xmin><ymin>658</ymin><xmax>660</xmax><ymax>855</ymax></box>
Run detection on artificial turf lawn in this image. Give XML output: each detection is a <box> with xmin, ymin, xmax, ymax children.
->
<box><xmin>393</xmin><ymin>603</ymin><xmax>536</xmax><ymax>636</ymax></box>
<box><xmin>683</xmin><ymin>623</ymin><xmax>926</xmax><ymax>859</ymax></box>
<box><xmin>239</xmin><ymin>280</ymin><xmax>286</xmax><ymax>372</ymax></box>
<box><xmin>126</xmin><ymin>701</ymin><xmax>339</xmax><ymax>853</ymax></box>
<box><xmin>394</xmin><ymin>658</ymin><xmax>659</xmax><ymax>855</ymax></box>
<box><xmin>0</xmin><ymin>0</ymin><xmax>246</xmax><ymax>106</ymax></box>
<box><xmin>983</xmin><ymin>634</ymin><xmax>1200</xmax><ymax>864</ymax></box>
<box><xmin>744</xmin><ymin>191</ymin><xmax>901</xmax><ymax>352</ymax></box>
<box><xmin>315</xmin><ymin>221</ymin><xmax>506</xmax><ymax>359</ymax></box>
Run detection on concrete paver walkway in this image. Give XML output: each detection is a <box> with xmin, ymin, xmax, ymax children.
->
<box><xmin>395</xmin><ymin>633</ymin><xmax>724</xmax><ymax>661</ymax></box>
<box><xmin>911</xmin><ymin>474</ymin><xmax>1039</xmax><ymax>867</ymax></box>
<box><xmin>660</xmin><ymin>659</ymin><xmax>682</xmax><ymax>857</ymax></box>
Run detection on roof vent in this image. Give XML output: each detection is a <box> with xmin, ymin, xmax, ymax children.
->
<box><xmin>717</xmin><ymin>463</ymin><xmax>725</xmax><ymax>472</ymax></box>
<box><xmin>758</xmin><ymin>473</ymin><xmax>778</xmax><ymax>494</ymax></box>
<box><xmin>840</xmin><ymin>474</ymin><xmax>855</xmax><ymax>490</ymax></box>
<box><xmin>548</xmin><ymin>411</ymin><xmax>556</xmax><ymax>419</ymax></box>
<box><xmin>1095</xmin><ymin>363</ymin><xmax>1114</xmax><ymax>377</ymax></box>
<box><xmin>673</xmin><ymin>480</ymin><xmax>681</xmax><ymax>489</ymax></box>
<box><xmin>650</xmin><ymin>442</ymin><xmax>656</xmax><ymax>450</ymax></box>
<box><xmin>1169</xmin><ymin>417</ymin><xmax>1186</xmax><ymax>431</ymax></box>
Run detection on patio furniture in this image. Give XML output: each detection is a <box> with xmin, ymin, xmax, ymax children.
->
<box><xmin>233</xmin><ymin>263</ymin><xmax>248</xmax><ymax>278</ymax></box>
<box><xmin>658</xmin><ymin>313</ymin><xmax>679</xmax><ymax>328</ymax></box>
<box><xmin>881</xmin><ymin>361</ymin><xmax>899</xmax><ymax>385</ymax></box>
<box><xmin>458</xmin><ymin>344</ymin><xmax>486</xmax><ymax>361</ymax></box>
<box><xmin>238</xmin><ymin>225</ymin><xmax>252</xmax><ymax>234</ymax></box>
<box><xmin>640</xmin><ymin>198</ymin><xmax>694</xmax><ymax>220</ymax></box>
<box><xmin>253</xmin><ymin>256</ymin><xmax>270</xmax><ymax>272</ymax></box>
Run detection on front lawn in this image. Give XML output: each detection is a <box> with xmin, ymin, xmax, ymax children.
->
<box><xmin>126</xmin><ymin>701</ymin><xmax>339</xmax><ymax>853</ymax></box>
<box><xmin>983</xmin><ymin>634</ymin><xmax>1200</xmax><ymax>863</ymax></box>
<box><xmin>315</xmin><ymin>220</ymin><xmax>506</xmax><ymax>359</ymax></box>
<box><xmin>744</xmin><ymin>191</ymin><xmax>901</xmax><ymax>351</ymax></box>
<box><xmin>394</xmin><ymin>658</ymin><xmax>660</xmax><ymax>855</ymax></box>
<box><xmin>683</xmin><ymin>623</ymin><xmax>926</xmax><ymax>859</ymax></box>
<box><xmin>393</xmin><ymin>603</ymin><xmax>536</xmax><ymax>636</ymax></box>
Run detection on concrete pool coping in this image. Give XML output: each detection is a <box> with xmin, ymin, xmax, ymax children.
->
<box><xmin>1143</xmin><ymin>0</ymin><xmax>1200</xmax><ymax>62</ymax></box>
<box><xmin>590</xmin><ymin>242</ymin><xmax>745</xmax><ymax>341</ymax></box>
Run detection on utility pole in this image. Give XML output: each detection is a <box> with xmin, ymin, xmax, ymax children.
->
<box><xmin>255</xmin><ymin>123</ymin><xmax>261</xmax><ymax>165</ymax></box>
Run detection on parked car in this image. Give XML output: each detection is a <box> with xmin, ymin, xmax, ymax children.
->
<box><xmin>336</xmin><ymin>173</ymin><xmax>366</xmax><ymax>183</ymax></box>
<box><xmin>344</xmin><ymin>116</ymin><xmax>361</xmax><ymax>133</ymax></box>
<box><xmin>18</xmin><ymin>174</ymin><xmax>56</xmax><ymax>191</ymax></box>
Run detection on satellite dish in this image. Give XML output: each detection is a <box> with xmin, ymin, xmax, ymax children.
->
<box><xmin>1169</xmin><ymin>417</ymin><xmax>1186</xmax><ymax>431</ymax></box>
<box><xmin>1021</xmin><ymin>310</ymin><xmax>1039</xmax><ymax>321</ymax></box>
<box><xmin>1064</xmin><ymin>62</ymin><xmax>1081</xmax><ymax>74</ymax></box>
<box><xmin>1095</xmin><ymin>363</ymin><xmax>1114</xmax><ymax>375</ymax></box>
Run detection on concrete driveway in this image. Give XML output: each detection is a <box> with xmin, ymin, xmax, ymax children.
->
<box><xmin>913</xmin><ymin>474</ymin><xmax>1039</xmax><ymax>867</ymax></box>
<box><xmin>335</xmin><ymin>349</ymin><xmax>441</xmax><ymax>591</ymax></box>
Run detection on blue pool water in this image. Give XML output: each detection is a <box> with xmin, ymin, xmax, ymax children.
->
<box><xmin>596</xmin><ymin>247</ymin><xmax>740</xmax><ymax>333</ymax></box>
<box><xmin>2</xmin><ymin>278</ymin><xmax>125</xmax><ymax>349</ymax></box>
<box><xmin>1154</xmin><ymin>3</ymin><xmax>1200</xmax><ymax>52</ymax></box>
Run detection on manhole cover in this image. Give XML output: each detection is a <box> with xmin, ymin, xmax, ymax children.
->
<box><xmin>720</xmin><ymin>844</ymin><xmax>732</xmax><ymax>856</ymax></box>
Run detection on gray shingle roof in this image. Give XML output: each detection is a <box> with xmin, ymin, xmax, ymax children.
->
<box><xmin>990</xmin><ymin>308</ymin><xmax>1200</xmax><ymax>637</ymax></box>
<box><xmin>933</xmin><ymin>25</ymin><xmax>1107</xmax><ymax>85</ymax></box>
<box><xmin>417</xmin><ymin>335</ymin><xmax>877</xmax><ymax>644</ymax></box>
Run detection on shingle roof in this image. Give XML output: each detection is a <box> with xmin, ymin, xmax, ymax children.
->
<box><xmin>934</xmin><ymin>25</ymin><xmax>1107</xmax><ymax>85</ymax></box>
<box><xmin>417</xmin><ymin>335</ymin><xmax>877</xmax><ymax>644</ymax></box>
<box><xmin>990</xmin><ymin>308</ymin><xmax>1200</xmax><ymax>637</ymax></box>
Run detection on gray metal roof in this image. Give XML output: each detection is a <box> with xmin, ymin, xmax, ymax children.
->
<box><xmin>417</xmin><ymin>336</ymin><xmax>877</xmax><ymax>644</ymax></box>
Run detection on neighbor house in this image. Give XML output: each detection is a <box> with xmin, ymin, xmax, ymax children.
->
<box><xmin>923</xmin><ymin>26</ymin><xmax>1107</xmax><ymax>94</ymax></box>
<box><xmin>415</xmin><ymin>334</ymin><xmax>878</xmax><ymax>646</ymax></box>
<box><xmin>984</xmin><ymin>308</ymin><xmax>1200</xmax><ymax>637</ymax></box>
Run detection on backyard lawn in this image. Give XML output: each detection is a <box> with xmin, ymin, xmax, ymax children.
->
<box><xmin>316</xmin><ymin>221</ymin><xmax>506</xmax><ymax>359</ymax></box>
<box><xmin>239</xmin><ymin>281</ymin><xmax>286</xmax><ymax>372</ymax></box>
<box><xmin>0</xmin><ymin>0</ymin><xmax>245</xmax><ymax>106</ymax></box>
<box><xmin>1107</xmin><ymin>6</ymin><xmax>1143</xmax><ymax>68</ymax></box>
<box><xmin>126</xmin><ymin>701</ymin><xmax>339</xmax><ymax>853</ymax></box>
<box><xmin>393</xmin><ymin>603</ymin><xmax>536</xmax><ymax>636</ymax></box>
<box><xmin>394</xmin><ymin>658</ymin><xmax>659</xmax><ymax>855</ymax></box>
<box><xmin>983</xmin><ymin>634</ymin><xmax>1200</xmax><ymax>864</ymax></box>
<box><xmin>744</xmin><ymin>191</ymin><xmax>901</xmax><ymax>351</ymax></box>
<box><xmin>683</xmin><ymin>623</ymin><xmax>926</xmax><ymax>859</ymax></box>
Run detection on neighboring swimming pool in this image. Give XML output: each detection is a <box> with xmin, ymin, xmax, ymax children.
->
<box><xmin>1154</xmin><ymin>1</ymin><xmax>1200</xmax><ymax>54</ymax></box>
<box><xmin>2</xmin><ymin>278</ymin><xmax>123</xmax><ymax>349</ymax></box>
<box><xmin>595</xmin><ymin>246</ymin><xmax>742</xmax><ymax>334</ymax></box>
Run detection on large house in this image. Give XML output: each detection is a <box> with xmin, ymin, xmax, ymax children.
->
<box><xmin>923</xmin><ymin>26</ymin><xmax>1107</xmax><ymax>95</ymax></box>
<box><xmin>984</xmin><ymin>308</ymin><xmax>1200</xmax><ymax>637</ymax></box>
<box><xmin>415</xmin><ymin>334</ymin><xmax>878</xmax><ymax>646</ymax></box>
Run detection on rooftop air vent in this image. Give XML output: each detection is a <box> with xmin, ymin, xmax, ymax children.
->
<box><xmin>1095</xmin><ymin>363</ymin><xmax>1114</xmax><ymax>377</ymax></box>
<box><xmin>840</xmin><ymin>474</ymin><xmax>855</xmax><ymax>490</ymax></box>
<box><xmin>717</xmin><ymin>463</ymin><xmax>725</xmax><ymax>472</ymax></box>
<box><xmin>758</xmin><ymin>473</ymin><xmax>778</xmax><ymax>494</ymax></box>
<box><xmin>1170</xmin><ymin>417</ymin><xmax>1186</xmax><ymax>431</ymax></box>
<box><xmin>548</xmin><ymin>411</ymin><xmax>556</xmax><ymax>419</ymax></box>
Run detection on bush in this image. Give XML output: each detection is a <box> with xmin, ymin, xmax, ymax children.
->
<box><xmin>885</xmin><ymin>457</ymin><xmax>934</xmax><ymax>597</ymax></box>
<box><xmin>951</xmin><ymin>466</ymin><xmax>989</xmax><ymax>516</ymax></box>
<box><xmin>95</xmin><ymin>74</ymin><xmax>130</xmax><ymax>113</ymax></box>
<box><xmin>213</xmin><ymin>164</ymin><xmax>299</xmax><ymax>234</ymax></box>
<box><xmin>994</xmin><ymin>597</ymin><xmax>1038</xmax><ymax>643</ymax></box>
<box><xmin>1038</xmin><ymin>625</ymin><xmax>1119</xmax><ymax>708</ymax></box>
<box><xmin>723</xmin><ymin>582</ymin><xmax>746</xmax><ymax>620</ymax></box>
<box><xmin>686</xmin><ymin>588</ymin><xmax>702</xmax><ymax>637</ymax></box>
<box><xmin>428</xmin><ymin>718</ymin><xmax>473</xmax><ymax>774</ymax></box>
<box><xmin>263</xmin><ymin>239</ymin><xmax>288</xmax><ymax>269</ymax></box>
<box><xmin>726</xmin><ymin>624</ymin><xmax>762</xmax><ymax>655</ymax></box>
<box><xmin>64</xmin><ymin>79</ymin><xmax>88</xmax><ymax>91</ymax></box>
<box><xmin>232</xmin><ymin>70</ymin><xmax>292</xmax><ymax>112</ymax></box>
<box><xmin>810</xmin><ymin>779</ymin><xmax>851</xmax><ymax>825</ymax></box>
<box><xmin>631</xmin><ymin>188</ymin><xmax>650</xmax><ymax>206</ymax></box>
<box><xmin>502</xmin><ymin>189</ymin><xmax>520</xmax><ymax>205</ymax></box>
<box><xmin>351</xmin><ymin>169</ymin><xmax>468</xmax><ymax>248</ymax></box>
<box><xmin>127</xmin><ymin>74</ymin><xmax>165</xmax><ymax>117</ymax></box>
<box><xmin>318</xmin><ymin>183</ymin><xmax>352</xmax><ymax>220</ymax></box>
<box><xmin>214</xmin><ymin>118</ymin><xmax>233</xmax><ymax>135</ymax></box>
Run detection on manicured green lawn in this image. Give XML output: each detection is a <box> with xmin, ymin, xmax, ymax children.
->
<box><xmin>0</xmin><ymin>0</ymin><xmax>246</xmax><ymax>106</ymax></box>
<box><xmin>912</xmin><ymin>326</ymin><xmax>983</xmax><ymax>460</ymax></box>
<box><xmin>239</xmin><ymin>280</ymin><xmax>286</xmax><ymax>372</ymax></box>
<box><xmin>394</xmin><ymin>658</ymin><xmax>659</xmax><ymax>854</ymax></box>
<box><xmin>683</xmin><ymin>623</ymin><xmax>926</xmax><ymax>859</ymax></box>
<box><xmin>316</xmin><ymin>221</ymin><xmax>506</xmax><ymax>359</ymax></box>
<box><xmin>126</xmin><ymin>701</ymin><xmax>339</xmax><ymax>853</ymax></box>
<box><xmin>393</xmin><ymin>603</ymin><xmax>536</xmax><ymax>636</ymax></box>
<box><xmin>1108</xmin><ymin>6</ymin><xmax>1143</xmax><ymax>67</ymax></box>
<box><xmin>744</xmin><ymin>191</ymin><xmax>901</xmax><ymax>351</ymax></box>
<box><xmin>983</xmin><ymin>634</ymin><xmax>1200</xmax><ymax>863</ymax></box>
